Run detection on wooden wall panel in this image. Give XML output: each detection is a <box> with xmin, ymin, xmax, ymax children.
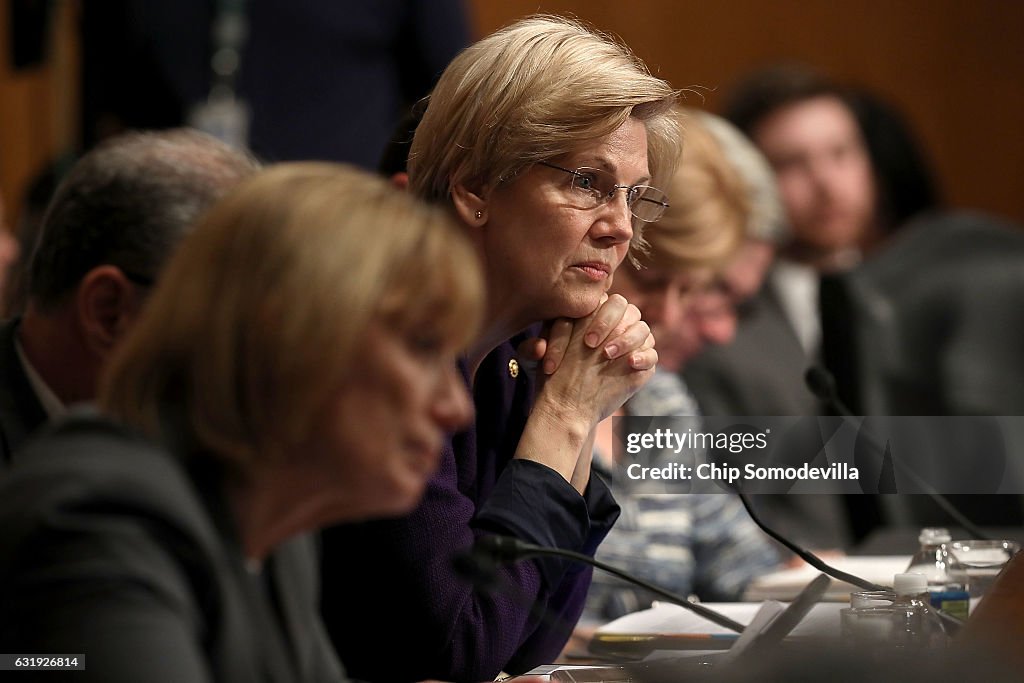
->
<box><xmin>468</xmin><ymin>0</ymin><xmax>1024</xmax><ymax>226</ymax></box>
<box><xmin>1</xmin><ymin>2</ymin><xmax>1020</xmax><ymax>227</ymax></box>
<box><xmin>0</xmin><ymin>0</ymin><xmax>79</xmax><ymax>231</ymax></box>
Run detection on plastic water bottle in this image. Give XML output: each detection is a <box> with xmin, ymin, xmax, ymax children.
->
<box><xmin>892</xmin><ymin>572</ymin><xmax>932</xmax><ymax>648</ymax></box>
<box><xmin>905</xmin><ymin>528</ymin><xmax>970</xmax><ymax>620</ymax></box>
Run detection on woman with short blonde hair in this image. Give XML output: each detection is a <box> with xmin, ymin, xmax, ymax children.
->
<box><xmin>641</xmin><ymin>108</ymin><xmax>748</xmax><ymax>275</ymax></box>
<box><xmin>324</xmin><ymin>14</ymin><xmax>681</xmax><ymax>682</ymax></box>
<box><xmin>411</xmin><ymin>14</ymin><xmax>678</xmax><ymax>257</ymax></box>
<box><xmin>0</xmin><ymin>163</ymin><xmax>481</xmax><ymax>681</ymax></box>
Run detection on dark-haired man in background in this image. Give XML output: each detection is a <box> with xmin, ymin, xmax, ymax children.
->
<box><xmin>683</xmin><ymin>64</ymin><xmax>940</xmax><ymax>548</ymax></box>
<box><xmin>0</xmin><ymin>129</ymin><xmax>258</xmax><ymax>463</ymax></box>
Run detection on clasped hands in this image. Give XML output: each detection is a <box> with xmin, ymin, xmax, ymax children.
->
<box><xmin>520</xmin><ymin>293</ymin><xmax>657</xmax><ymax>426</ymax></box>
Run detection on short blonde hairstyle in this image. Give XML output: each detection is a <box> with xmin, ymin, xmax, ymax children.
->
<box><xmin>100</xmin><ymin>162</ymin><xmax>483</xmax><ymax>470</ymax></box>
<box><xmin>636</xmin><ymin>108</ymin><xmax>747</xmax><ymax>273</ymax></box>
<box><xmin>697</xmin><ymin>110</ymin><xmax>788</xmax><ymax>245</ymax></box>
<box><xmin>409</xmin><ymin>14</ymin><xmax>680</xmax><ymax>254</ymax></box>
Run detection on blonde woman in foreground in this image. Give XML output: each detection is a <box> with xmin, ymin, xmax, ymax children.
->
<box><xmin>0</xmin><ymin>163</ymin><xmax>482</xmax><ymax>682</ymax></box>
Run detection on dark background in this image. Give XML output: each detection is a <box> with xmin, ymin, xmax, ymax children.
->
<box><xmin>2</xmin><ymin>0</ymin><xmax>1022</xmax><ymax>232</ymax></box>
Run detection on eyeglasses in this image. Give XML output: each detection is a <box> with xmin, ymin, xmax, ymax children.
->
<box><xmin>538</xmin><ymin>161</ymin><xmax>669</xmax><ymax>223</ymax></box>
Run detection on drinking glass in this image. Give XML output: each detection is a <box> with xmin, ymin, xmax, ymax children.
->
<box><xmin>949</xmin><ymin>539</ymin><xmax>1020</xmax><ymax>599</ymax></box>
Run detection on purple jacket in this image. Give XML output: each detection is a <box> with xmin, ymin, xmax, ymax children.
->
<box><xmin>321</xmin><ymin>334</ymin><xmax>620</xmax><ymax>682</ymax></box>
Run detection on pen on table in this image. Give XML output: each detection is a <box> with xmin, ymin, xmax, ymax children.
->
<box><xmin>593</xmin><ymin>633</ymin><xmax>740</xmax><ymax>642</ymax></box>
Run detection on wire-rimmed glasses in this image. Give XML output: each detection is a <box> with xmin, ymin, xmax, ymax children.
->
<box><xmin>538</xmin><ymin>161</ymin><xmax>669</xmax><ymax>223</ymax></box>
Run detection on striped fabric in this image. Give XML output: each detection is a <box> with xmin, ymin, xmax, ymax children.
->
<box><xmin>583</xmin><ymin>369</ymin><xmax>781</xmax><ymax>622</ymax></box>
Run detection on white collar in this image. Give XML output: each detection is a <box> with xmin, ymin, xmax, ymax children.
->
<box><xmin>770</xmin><ymin>260</ymin><xmax>821</xmax><ymax>355</ymax></box>
<box><xmin>14</xmin><ymin>336</ymin><xmax>66</xmax><ymax>419</ymax></box>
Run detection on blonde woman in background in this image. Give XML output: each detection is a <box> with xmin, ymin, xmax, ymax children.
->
<box><xmin>674</xmin><ymin>111</ymin><xmax>790</xmax><ymax>370</ymax></box>
<box><xmin>585</xmin><ymin>108</ymin><xmax>782</xmax><ymax>623</ymax></box>
<box><xmin>0</xmin><ymin>163</ymin><xmax>482</xmax><ymax>682</ymax></box>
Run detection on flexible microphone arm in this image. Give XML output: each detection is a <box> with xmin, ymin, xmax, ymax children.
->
<box><xmin>735</xmin><ymin>492</ymin><xmax>888</xmax><ymax>591</ymax></box>
<box><xmin>804</xmin><ymin>366</ymin><xmax>989</xmax><ymax>541</ymax></box>
<box><xmin>462</xmin><ymin>535</ymin><xmax>747</xmax><ymax>634</ymax></box>
<box><xmin>737</xmin><ymin>493</ymin><xmax>965</xmax><ymax>635</ymax></box>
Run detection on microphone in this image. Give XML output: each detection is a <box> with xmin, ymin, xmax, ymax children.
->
<box><xmin>804</xmin><ymin>366</ymin><xmax>854</xmax><ymax>417</ymax></box>
<box><xmin>803</xmin><ymin>366</ymin><xmax>989</xmax><ymax>541</ymax></box>
<box><xmin>457</xmin><ymin>535</ymin><xmax>747</xmax><ymax>634</ymax></box>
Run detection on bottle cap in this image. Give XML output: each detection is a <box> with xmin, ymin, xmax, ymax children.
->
<box><xmin>894</xmin><ymin>572</ymin><xmax>928</xmax><ymax>595</ymax></box>
<box><xmin>918</xmin><ymin>527</ymin><xmax>952</xmax><ymax>545</ymax></box>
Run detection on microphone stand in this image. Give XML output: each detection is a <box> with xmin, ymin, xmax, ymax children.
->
<box><xmin>461</xmin><ymin>535</ymin><xmax>747</xmax><ymax>633</ymax></box>
<box><xmin>737</xmin><ymin>491</ymin><xmax>965</xmax><ymax>635</ymax></box>
<box><xmin>735</xmin><ymin>492</ymin><xmax>889</xmax><ymax>592</ymax></box>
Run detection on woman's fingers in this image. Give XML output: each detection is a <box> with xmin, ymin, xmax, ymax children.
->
<box><xmin>602</xmin><ymin>319</ymin><xmax>651</xmax><ymax>361</ymax></box>
<box><xmin>542</xmin><ymin>293</ymin><xmax>653</xmax><ymax>363</ymax></box>
<box><xmin>515</xmin><ymin>336</ymin><xmax>547</xmax><ymax>365</ymax></box>
<box><xmin>541</xmin><ymin>318</ymin><xmax>575</xmax><ymax>375</ymax></box>
<box><xmin>581</xmin><ymin>293</ymin><xmax>629</xmax><ymax>349</ymax></box>
<box><xmin>628</xmin><ymin>335</ymin><xmax>658</xmax><ymax>370</ymax></box>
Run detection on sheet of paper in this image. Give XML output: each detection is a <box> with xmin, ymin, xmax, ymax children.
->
<box><xmin>595</xmin><ymin>600</ymin><xmax>844</xmax><ymax>639</ymax></box>
<box><xmin>743</xmin><ymin>555</ymin><xmax>911</xmax><ymax>601</ymax></box>
<box><xmin>596</xmin><ymin>602</ymin><xmax>758</xmax><ymax>636</ymax></box>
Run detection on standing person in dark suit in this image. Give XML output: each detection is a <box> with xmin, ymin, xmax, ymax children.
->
<box><xmin>0</xmin><ymin>129</ymin><xmax>258</xmax><ymax>464</ymax></box>
<box><xmin>0</xmin><ymin>163</ymin><xmax>483</xmax><ymax>682</ymax></box>
<box><xmin>80</xmin><ymin>0</ymin><xmax>470</xmax><ymax>167</ymax></box>
<box><xmin>321</xmin><ymin>15</ymin><xmax>679</xmax><ymax>682</ymax></box>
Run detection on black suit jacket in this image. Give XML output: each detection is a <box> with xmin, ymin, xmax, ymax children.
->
<box><xmin>682</xmin><ymin>279</ymin><xmax>823</xmax><ymax>417</ymax></box>
<box><xmin>681</xmin><ymin>277</ymin><xmax>851</xmax><ymax>549</ymax></box>
<box><xmin>0</xmin><ymin>318</ymin><xmax>47</xmax><ymax>464</ymax></box>
<box><xmin>0</xmin><ymin>414</ymin><xmax>344</xmax><ymax>682</ymax></box>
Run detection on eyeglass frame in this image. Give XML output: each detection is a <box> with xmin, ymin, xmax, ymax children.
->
<box><xmin>537</xmin><ymin>161</ymin><xmax>669</xmax><ymax>223</ymax></box>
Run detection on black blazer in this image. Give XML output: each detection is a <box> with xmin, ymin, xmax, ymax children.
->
<box><xmin>681</xmin><ymin>279</ymin><xmax>850</xmax><ymax>550</ymax></box>
<box><xmin>0</xmin><ymin>414</ymin><xmax>344</xmax><ymax>682</ymax></box>
<box><xmin>0</xmin><ymin>318</ymin><xmax>47</xmax><ymax>464</ymax></box>
<box><xmin>682</xmin><ymin>279</ymin><xmax>824</xmax><ymax>417</ymax></box>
